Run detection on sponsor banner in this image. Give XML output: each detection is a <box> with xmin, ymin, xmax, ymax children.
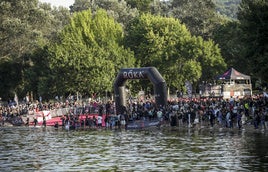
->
<box><xmin>34</xmin><ymin>110</ymin><xmax>51</xmax><ymax>122</ymax></box>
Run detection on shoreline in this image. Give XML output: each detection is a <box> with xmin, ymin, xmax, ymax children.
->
<box><xmin>1</xmin><ymin>120</ymin><xmax>267</xmax><ymax>135</ymax></box>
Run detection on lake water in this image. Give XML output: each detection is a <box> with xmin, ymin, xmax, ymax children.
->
<box><xmin>0</xmin><ymin>126</ymin><xmax>268</xmax><ymax>171</ymax></box>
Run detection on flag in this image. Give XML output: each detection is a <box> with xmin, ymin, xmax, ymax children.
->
<box><xmin>185</xmin><ymin>81</ymin><xmax>192</xmax><ymax>98</ymax></box>
<box><xmin>14</xmin><ymin>92</ymin><xmax>18</xmax><ymax>106</ymax></box>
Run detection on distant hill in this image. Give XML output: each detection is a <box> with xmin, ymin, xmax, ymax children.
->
<box><xmin>213</xmin><ymin>0</ymin><xmax>241</xmax><ymax>19</ymax></box>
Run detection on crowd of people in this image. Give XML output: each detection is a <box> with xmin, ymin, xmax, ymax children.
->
<box><xmin>0</xmin><ymin>94</ymin><xmax>268</xmax><ymax>131</ymax></box>
<box><xmin>125</xmin><ymin>94</ymin><xmax>268</xmax><ymax>130</ymax></box>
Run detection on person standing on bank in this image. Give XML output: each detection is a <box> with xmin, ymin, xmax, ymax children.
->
<box><xmin>25</xmin><ymin>116</ymin><xmax>29</xmax><ymax>126</ymax></box>
<box><xmin>42</xmin><ymin>115</ymin><xmax>46</xmax><ymax>127</ymax></box>
<box><xmin>33</xmin><ymin>117</ymin><xmax>38</xmax><ymax>127</ymax></box>
<box><xmin>97</xmin><ymin>115</ymin><xmax>102</xmax><ymax>128</ymax></box>
<box><xmin>208</xmin><ymin>108</ymin><xmax>215</xmax><ymax>127</ymax></box>
<box><xmin>237</xmin><ymin>111</ymin><xmax>242</xmax><ymax>129</ymax></box>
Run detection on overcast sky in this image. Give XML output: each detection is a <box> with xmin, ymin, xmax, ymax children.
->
<box><xmin>39</xmin><ymin>0</ymin><xmax>74</xmax><ymax>8</ymax></box>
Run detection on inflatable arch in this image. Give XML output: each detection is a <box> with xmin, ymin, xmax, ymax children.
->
<box><xmin>113</xmin><ymin>67</ymin><xmax>167</xmax><ymax>115</ymax></box>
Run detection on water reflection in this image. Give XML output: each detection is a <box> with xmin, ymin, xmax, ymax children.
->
<box><xmin>0</xmin><ymin>127</ymin><xmax>267</xmax><ymax>171</ymax></box>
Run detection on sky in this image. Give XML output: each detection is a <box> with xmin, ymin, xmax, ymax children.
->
<box><xmin>39</xmin><ymin>0</ymin><xmax>75</xmax><ymax>8</ymax></box>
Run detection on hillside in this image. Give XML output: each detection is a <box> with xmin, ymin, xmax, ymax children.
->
<box><xmin>213</xmin><ymin>0</ymin><xmax>241</xmax><ymax>19</ymax></box>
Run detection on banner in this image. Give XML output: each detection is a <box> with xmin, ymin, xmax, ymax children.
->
<box><xmin>34</xmin><ymin>110</ymin><xmax>51</xmax><ymax>122</ymax></box>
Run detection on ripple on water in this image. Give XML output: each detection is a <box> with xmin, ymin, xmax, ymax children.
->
<box><xmin>0</xmin><ymin>127</ymin><xmax>267</xmax><ymax>171</ymax></box>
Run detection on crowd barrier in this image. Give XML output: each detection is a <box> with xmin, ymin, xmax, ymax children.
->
<box><xmin>29</xmin><ymin>106</ymin><xmax>107</xmax><ymax>122</ymax></box>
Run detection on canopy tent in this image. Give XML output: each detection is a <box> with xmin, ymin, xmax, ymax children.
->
<box><xmin>217</xmin><ymin>68</ymin><xmax>250</xmax><ymax>80</ymax></box>
<box><xmin>214</xmin><ymin>68</ymin><xmax>252</xmax><ymax>99</ymax></box>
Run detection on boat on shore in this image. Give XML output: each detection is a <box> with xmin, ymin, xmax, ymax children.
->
<box><xmin>2</xmin><ymin>116</ymin><xmax>24</xmax><ymax>126</ymax></box>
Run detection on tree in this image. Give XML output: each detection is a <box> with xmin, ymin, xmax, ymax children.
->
<box><xmin>70</xmin><ymin>0</ymin><xmax>93</xmax><ymax>12</ymax></box>
<box><xmin>161</xmin><ymin>0</ymin><xmax>223</xmax><ymax>40</ymax></box>
<box><xmin>214</xmin><ymin>0</ymin><xmax>241</xmax><ymax>19</ymax></box>
<box><xmin>70</xmin><ymin>0</ymin><xmax>139</xmax><ymax>28</ymax></box>
<box><xmin>150</xmin><ymin>0</ymin><xmax>172</xmax><ymax>16</ymax></box>
<box><xmin>213</xmin><ymin>19</ymin><xmax>248</xmax><ymax>72</ymax></box>
<box><xmin>0</xmin><ymin>58</ymin><xmax>22</xmax><ymax>99</ymax></box>
<box><xmin>125</xmin><ymin>13</ymin><xmax>226</xmax><ymax>91</ymax></box>
<box><xmin>125</xmin><ymin>0</ymin><xmax>154</xmax><ymax>13</ymax></box>
<box><xmin>0</xmin><ymin>0</ymin><xmax>70</xmax><ymax>100</ymax></box>
<box><xmin>47</xmin><ymin>9</ymin><xmax>135</xmax><ymax>97</ymax></box>
<box><xmin>237</xmin><ymin>0</ymin><xmax>268</xmax><ymax>86</ymax></box>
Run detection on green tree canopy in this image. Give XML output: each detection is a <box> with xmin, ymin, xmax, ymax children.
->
<box><xmin>47</xmin><ymin>9</ymin><xmax>135</xmax><ymax>97</ymax></box>
<box><xmin>213</xmin><ymin>0</ymin><xmax>241</xmax><ymax>19</ymax></box>
<box><xmin>70</xmin><ymin>0</ymin><xmax>139</xmax><ymax>28</ymax></box>
<box><xmin>125</xmin><ymin>0</ymin><xmax>154</xmax><ymax>13</ymax></box>
<box><xmin>213</xmin><ymin>19</ymin><xmax>248</xmax><ymax>71</ymax></box>
<box><xmin>237</xmin><ymin>0</ymin><xmax>268</xmax><ymax>85</ymax></box>
<box><xmin>167</xmin><ymin>0</ymin><xmax>222</xmax><ymax>39</ymax></box>
<box><xmin>0</xmin><ymin>0</ymin><xmax>71</xmax><ymax>100</ymax></box>
<box><xmin>125</xmin><ymin>13</ymin><xmax>226</xmax><ymax>91</ymax></box>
